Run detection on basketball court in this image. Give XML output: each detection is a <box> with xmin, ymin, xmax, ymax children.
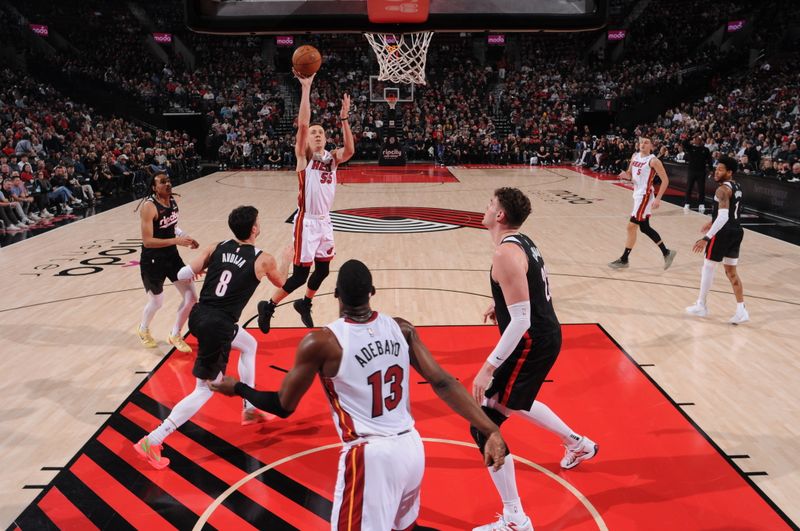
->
<box><xmin>3</xmin><ymin>165</ymin><xmax>799</xmax><ymax>529</ymax></box>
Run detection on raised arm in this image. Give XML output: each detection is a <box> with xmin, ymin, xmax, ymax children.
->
<box><xmin>334</xmin><ymin>94</ymin><xmax>355</xmax><ymax>164</ymax></box>
<box><xmin>396</xmin><ymin>317</ymin><xmax>507</xmax><ymax>470</ymax></box>
<box><xmin>294</xmin><ymin>72</ymin><xmax>315</xmax><ymax>171</ymax></box>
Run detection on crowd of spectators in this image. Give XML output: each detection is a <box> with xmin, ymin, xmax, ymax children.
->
<box><xmin>0</xmin><ymin>67</ymin><xmax>199</xmax><ymax>234</ymax></box>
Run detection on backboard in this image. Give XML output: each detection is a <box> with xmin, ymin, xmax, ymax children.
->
<box><xmin>186</xmin><ymin>0</ymin><xmax>608</xmax><ymax>34</ymax></box>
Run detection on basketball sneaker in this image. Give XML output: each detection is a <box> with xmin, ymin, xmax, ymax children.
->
<box><xmin>133</xmin><ymin>437</ymin><xmax>170</xmax><ymax>470</ymax></box>
<box><xmin>472</xmin><ymin>514</ymin><xmax>534</xmax><ymax>531</ymax></box>
<box><xmin>257</xmin><ymin>300</ymin><xmax>275</xmax><ymax>333</ymax></box>
<box><xmin>729</xmin><ymin>307</ymin><xmax>749</xmax><ymax>325</ymax></box>
<box><xmin>138</xmin><ymin>326</ymin><xmax>157</xmax><ymax>348</ymax></box>
<box><xmin>685</xmin><ymin>302</ymin><xmax>708</xmax><ymax>317</ymax></box>
<box><xmin>242</xmin><ymin>408</ymin><xmax>276</xmax><ymax>426</ymax></box>
<box><xmin>608</xmin><ymin>258</ymin><xmax>629</xmax><ymax>269</ymax></box>
<box><xmin>663</xmin><ymin>249</ymin><xmax>677</xmax><ymax>270</ymax></box>
<box><xmin>560</xmin><ymin>435</ymin><xmax>598</xmax><ymax>469</ymax></box>
<box><xmin>168</xmin><ymin>334</ymin><xmax>192</xmax><ymax>353</ymax></box>
<box><xmin>293</xmin><ymin>298</ymin><xmax>314</xmax><ymax>328</ymax></box>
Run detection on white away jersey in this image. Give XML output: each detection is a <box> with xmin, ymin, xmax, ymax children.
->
<box><xmin>630</xmin><ymin>153</ymin><xmax>656</xmax><ymax>197</ymax></box>
<box><xmin>298</xmin><ymin>150</ymin><xmax>337</xmax><ymax>216</ymax></box>
<box><xmin>322</xmin><ymin>312</ymin><xmax>414</xmax><ymax>442</ymax></box>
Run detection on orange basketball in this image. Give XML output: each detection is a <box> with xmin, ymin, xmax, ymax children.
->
<box><xmin>292</xmin><ymin>45</ymin><xmax>322</xmax><ymax>77</ymax></box>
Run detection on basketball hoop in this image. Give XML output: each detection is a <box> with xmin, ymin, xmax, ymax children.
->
<box><xmin>364</xmin><ymin>32</ymin><xmax>433</xmax><ymax>85</ymax></box>
<box><xmin>386</xmin><ymin>93</ymin><xmax>398</xmax><ymax>110</ymax></box>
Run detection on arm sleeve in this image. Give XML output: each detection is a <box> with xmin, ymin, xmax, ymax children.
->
<box><xmin>705</xmin><ymin>209</ymin><xmax>729</xmax><ymax>239</ymax></box>
<box><xmin>175</xmin><ymin>226</ymin><xmax>185</xmax><ymax>237</ymax></box>
<box><xmin>234</xmin><ymin>383</ymin><xmax>292</xmax><ymax>418</ymax></box>
<box><xmin>486</xmin><ymin>301</ymin><xmax>531</xmax><ymax>368</ymax></box>
<box><xmin>177</xmin><ymin>264</ymin><xmax>196</xmax><ymax>281</ymax></box>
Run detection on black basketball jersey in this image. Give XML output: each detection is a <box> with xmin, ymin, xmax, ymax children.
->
<box><xmin>490</xmin><ymin>234</ymin><xmax>560</xmax><ymax>339</ymax></box>
<box><xmin>712</xmin><ymin>181</ymin><xmax>742</xmax><ymax>231</ymax></box>
<box><xmin>143</xmin><ymin>196</ymin><xmax>179</xmax><ymax>255</ymax></box>
<box><xmin>199</xmin><ymin>240</ymin><xmax>262</xmax><ymax>321</ymax></box>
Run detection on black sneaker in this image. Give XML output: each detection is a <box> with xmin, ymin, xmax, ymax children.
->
<box><xmin>293</xmin><ymin>299</ymin><xmax>314</xmax><ymax>328</ymax></box>
<box><xmin>257</xmin><ymin>300</ymin><xmax>275</xmax><ymax>333</ymax></box>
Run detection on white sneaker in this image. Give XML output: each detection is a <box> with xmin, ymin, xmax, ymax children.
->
<box><xmin>560</xmin><ymin>435</ymin><xmax>598</xmax><ymax>469</ymax></box>
<box><xmin>64</xmin><ymin>204</ymin><xmax>73</xmax><ymax>213</ymax></box>
<box><xmin>729</xmin><ymin>307</ymin><xmax>749</xmax><ymax>325</ymax></box>
<box><xmin>698</xmin><ymin>205</ymin><xmax>706</xmax><ymax>213</ymax></box>
<box><xmin>683</xmin><ymin>204</ymin><xmax>690</xmax><ymax>212</ymax></box>
<box><xmin>29</xmin><ymin>213</ymin><xmax>41</xmax><ymax>221</ymax></box>
<box><xmin>42</xmin><ymin>209</ymin><xmax>54</xmax><ymax>218</ymax></box>
<box><xmin>473</xmin><ymin>514</ymin><xmax>533</xmax><ymax>531</ymax></box>
<box><xmin>685</xmin><ymin>302</ymin><xmax>708</xmax><ymax>317</ymax></box>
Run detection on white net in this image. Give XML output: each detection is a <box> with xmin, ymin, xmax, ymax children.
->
<box><xmin>364</xmin><ymin>32</ymin><xmax>434</xmax><ymax>85</ymax></box>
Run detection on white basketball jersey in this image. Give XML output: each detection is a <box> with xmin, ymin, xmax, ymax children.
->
<box><xmin>322</xmin><ymin>313</ymin><xmax>414</xmax><ymax>442</ymax></box>
<box><xmin>298</xmin><ymin>150</ymin><xmax>337</xmax><ymax>216</ymax></box>
<box><xmin>630</xmin><ymin>153</ymin><xmax>656</xmax><ymax>197</ymax></box>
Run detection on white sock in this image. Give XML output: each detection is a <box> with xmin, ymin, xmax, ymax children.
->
<box><xmin>171</xmin><ymin>281</ymin><xmax>197</xmax><ymax>337</ymax></box>
<box><xmin>148</xmin><ymin>374</ymin><xmax>219</xmax><ymax>445</ymax></box>
<box><xmin>736</xmin><ymin>302</ymin><xmax>746</xmax><ymax>312</ymax></box>
<box><xmin>233</xmin><ymin>327</ymin><xmax>258</xmax><ymax>410</ymax></box>
<box><xmin>514</xmin><ymin>401</ymin><xmax>580</xmax><ymax>446</ymax></box>
<box><xmin>487</xmin><ymin>455</ymin><xmax>527</xmax><ymax>524</ymax></box>
<box><xmin>140</xmin><ymin>291</ymin><xmax>164</xmax><ymax>330</ymax></box>
<box><xmin>698</xmin><ymin>259</ymin><xmax>716</xmax><ymax>306</ymax></box>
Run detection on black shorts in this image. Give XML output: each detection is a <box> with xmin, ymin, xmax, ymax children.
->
<box><xmin>485</xmin><ymin>331</ymin><xmax>561</xmax><ymax>411</ymax></box>
<box><xmin>706</xmin><ymin>228</ymin><xmax>743</xmax><ymax>262</ymax></box>
<box><xmin>188</xmin><ymin>305</ymin><xmax>238</xmax><ymax>380</ymax></box>
<box><xmin>140</xmin><ymin>249</ymin><xmax>184</xmax><ymax>294</ymax></box>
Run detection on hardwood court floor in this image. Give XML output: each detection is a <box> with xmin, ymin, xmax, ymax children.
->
<box><xmin>1</xmin><ymin>165</ymin><xmax>799</xmax><ymax>528</ymax></box>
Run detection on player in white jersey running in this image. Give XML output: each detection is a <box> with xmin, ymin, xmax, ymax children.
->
<box><xmin>258</xmin><ymin>71</ymin><xmax>355</xmax><ymax>332</ymax></box>
<box><xmin>609</xmin><ymin>137</ymin><xmax>677</xmax><ymax>270</ymax></box>
<box><xmin>212</xmin><ymin>259</ymin><xmax>509</xmax><ymax>531</ymax></box>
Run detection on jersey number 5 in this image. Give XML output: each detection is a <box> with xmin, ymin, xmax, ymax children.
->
<box><xmin>367</xmin><ymin>364</ymin><xmax>403</xmax><ymax>418</ymax></box>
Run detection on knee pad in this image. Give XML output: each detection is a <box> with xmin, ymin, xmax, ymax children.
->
<box><xmin>282</xmin><ymin>265</ymin><xmax>310</xmax><ymax>293</ymax></box>
<box><xmin>307</xmin><ymin>260</ymin><xmax>330</xmax><ymax>291</ymax></box>
<box><xmin>470</xmin><ymin>406</ymin><xmax>510</xmax><ymax>455</ymax></box>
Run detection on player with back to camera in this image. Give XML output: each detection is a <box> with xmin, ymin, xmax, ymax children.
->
<box><xmin>258</xmin><ymin>68</ymin><xmax>354</xmax><ymax>332</ymax></box>
<box><xmin>134</xmin><ymin>205</ymin><xmax>292</xmax><ymax>469</ymax></box>
<box><xmin>211</xmin><ymin>259</ymin><xmax>510</xmax><ymax>531</ymax></box>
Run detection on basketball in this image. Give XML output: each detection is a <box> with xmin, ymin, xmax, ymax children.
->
<box><xmin>292</xmin><ymin>45</ymin><xmax>322</xmax><ymax>77</ymax></box>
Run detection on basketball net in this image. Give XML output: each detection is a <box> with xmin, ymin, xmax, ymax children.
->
<box><xmin>364</xmin><ymin>32</ymin><xmax>433</xmax><ymax>85</ymax></box>
<box><xmin>386</xmin><ymin>93</ymin><xmax>398</xmax><ymax>109</ymax></box>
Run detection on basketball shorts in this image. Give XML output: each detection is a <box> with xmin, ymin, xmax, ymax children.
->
<box><xmin>293</xmin><ymin>215</ymin><xmax>335</xmax><ymax>266</ymax></box>
<box><xmin>331</xmin><ymin>429</ymin><xmax>424</xmax><ymax>531</ymax></box>
<box><xmin>485</xmin><ymin>331</ymin><xmax>562</xmax><ymax>411</ymax></box>
<box><xmin>629</xmin><ymin>193</ymin><xmax>654</xmax><ymax>223</ymax></box>
<box><xmin>187</xmin><ymin>305</ymin><xmax>237</xmax><ymax>380</ymax></box>
<box><xmin>706</xmin><ymin>228</ymin><xmax>744</xmax><ymax>263</ymax></box>
<box><xmin>140</xmin><ymin>248</ymin><xmax>185</xmax><ymax>294</ymax></box>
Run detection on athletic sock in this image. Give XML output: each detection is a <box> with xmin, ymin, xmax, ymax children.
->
<box><xmin>487</xmin><ymin>455</ymin><xmax>528</xmax><ymax>525</ymax></box>
<box><xmin>303</xmin><ymin>296</ymin><xmax>312</xmax><ymax>305</ymax></box>
<box><xmin>621</xmin><ymin>248</ymin><xmax>632</xmax><ymax>262</ymax></box>
<box><xmin>736</xmin><ymin>302</ymin><xmax>746</xmax><ymax>312</ymax></box>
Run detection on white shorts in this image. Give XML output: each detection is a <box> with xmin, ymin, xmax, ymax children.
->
<box><xmin>630</xmin><ymin>193</ymin><xmax>654</xmax><ymax>222</ymax></box>
<box><xmin>293</xmin><ymin>215</ymin><xmax>335</xmax><ymax>266</ymax></box>
<box><xmin>331</xmin><ymin>429</ymin><xmax>424</xmax><ymax>531</ymax></box>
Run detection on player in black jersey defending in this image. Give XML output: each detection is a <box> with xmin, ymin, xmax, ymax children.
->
<box><xmin>471</xmin><ymin>188</ymin><xmax>597</xmax><ymax>531</ymax></box>
<box><xmin>137</xmin><ymin>172</ymin><xmax>199</xmax><ymax>353</ymax></box>
<box><xmin>134</xmin><ymin>206</ymin><xmax>292</xmax><ymax>469</ymax></box>
<box><xmin>686</xmin><ymin>156</ymin><xmax>749</xmax><ymax>324</ymax></box>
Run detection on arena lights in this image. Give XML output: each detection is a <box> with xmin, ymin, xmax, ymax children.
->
<box><xmin>727</xmin><ymin>20</ymin><xmax>746</xmax><ymax>32</ymax></box>
<box><xmin>607</xmin><ymin>29</ymin><xmax>626</xmax><ymax>41</ymax></box>
<box><xmin>153</xmin><ymin>32</ymin><xmax>173</xmax><ymax>43</ymax></box>
<box><xmin>29</xmin><ymin>24</ymin><xmax>48</xmax><ymax>37</ymax></box>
